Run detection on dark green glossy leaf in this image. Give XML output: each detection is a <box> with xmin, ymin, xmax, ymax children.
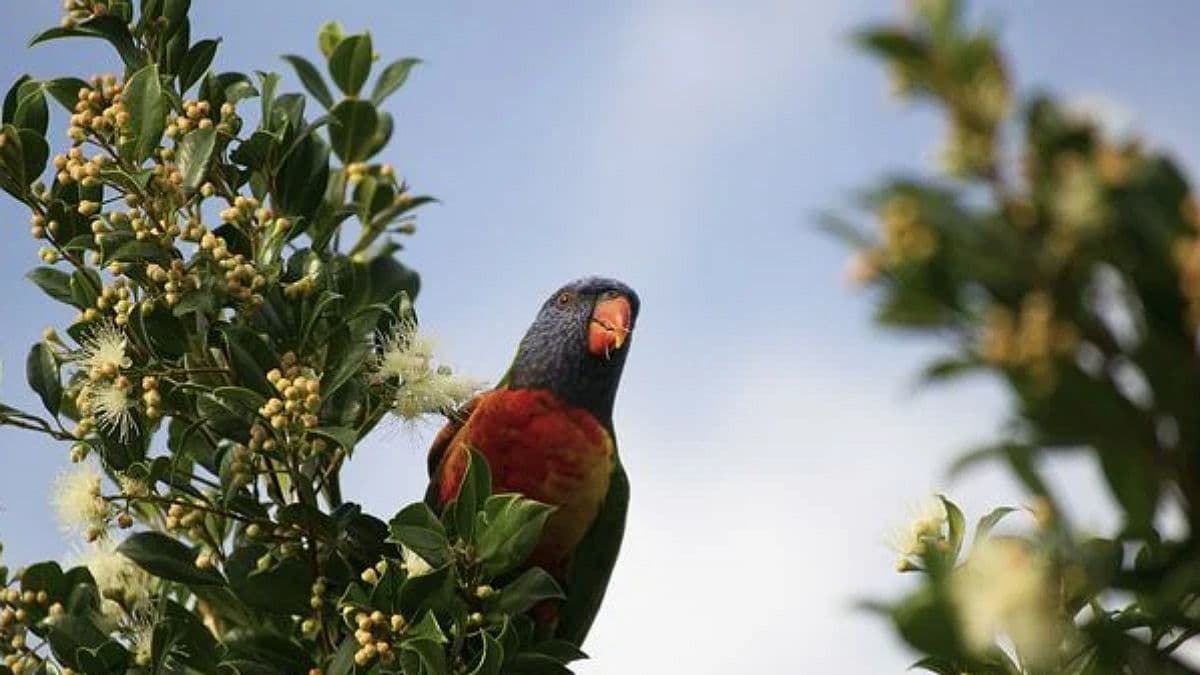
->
<box><xmin>371</xmin><ymin>57</ymin><xmax>421</xmax><ymax>105</ymax></box>
<box><xmin>328</xmin><ymin>33</ymin><xmax>372</xmax><ymax>97</ymax></box>
<box><xmin>118</xmin><ymin>531</ymin><xmax>226</xmax><ymax>586</ymax></box>
<box><xmin>308</xmin><ymin>426</ymin><xmax>357</xmax><ymax>453</ymax></box>
<box><xmin>12</xmin><ymin>80</ymin><xmax>48</xmax><ymax>136</ymax></box>
<box><xmin>328</xmin><ymin>99</ymin><xmax>378</xmax><ymax>163</ymax></box>
<box><xmin>26</xmin><ymin>342</ymin><xmax>61</xmax><ymax>416</ymax></box>
<box><xmin>468</xmin><ymin>632</ymin><xmax>503</xmax><ymax>675</ymax></box>
<box><xmin>505</xmin><ymin>653</ymin><xmax>573</xmax><ymax>675</ymax></box>
<box><xmin>174</xmin><ymin>126</ymin><xmax>216</xmax><ymax>193</ymax></box>
<box><xmin>282</xmin><ymin>54</ymin><xmax>334</xmax><ymax>109</ymax></box>
<box><xmin>30</xmin><ymin>16</ymin><xmax>143</xmax><ymax>69</ymax></box>
<box><xmin>178</xmin><ymin>38</ymin><xmax>220</xmax><ymax>92</ymax></box>
<box><xmin>26</xmin><ymin>266</ymin><xmax>74</xmax><ymax>305</ymax></box>
<box><xmin>275</xmin><ymin>132</ymin><xmax>329</xmax><ymax>219</ymax></box>
<box><xmin>121</xmin><ymin>64</ymin><xmax>166</xmax><ymax>164</ymax></box>
<box><xmin>43</xmin><ymin>77</ymin><xmax>89</xmax><ymax>112</ymax></box>
<box><xmin>493</xmin><ymin>568</ymin><xmax>563</xmax><ymax>615</ymax></box>
<box><xmin>387</xmin><ymin>502</ymin><xmax>451</xmax><ymax>569</ymax></box>
<box><xmin>476</xmin><ymin>495</ymin><xmax>554</xmax><ymax>577</ymax></box>
<box><xmin>448</xmin><ymin>449</ymin><xmax>491</xmax><ymax>543</ymax></box>
<box><xmin>225</xmin><ymin>543</ymin><xmax>313</xmax><ymax>615</ymax></box>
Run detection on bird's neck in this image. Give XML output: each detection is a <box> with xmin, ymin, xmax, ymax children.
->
<box><xmin>502</xmin><ymin>357</ymin><xmax>622</xmax><ymax>427</ymax></box>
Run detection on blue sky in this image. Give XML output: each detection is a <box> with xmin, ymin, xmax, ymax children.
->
<box><xmin>2</xmin><ymin>1</ymin><xmax>1199</xmax><ymax>672</ymax></box>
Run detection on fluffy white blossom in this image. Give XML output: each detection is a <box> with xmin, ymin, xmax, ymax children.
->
<box><xmin>85</xmin><ymin>381</ymin><xmax>138</xmax><ymax>441</ymax></box>
<box><xmin>79</xmin><ymin>321</ymin><xmax>132</xmax><ymax>377</ymax></box>
<box><xmin>886</xmin><ymin>495</ymin><xmax>947</xmax><ymax>570</ymax></box>
<box><xmin>376</xmin><ymin>324</ymin><xmax>482</xmax><ymax>421</ymax></box>
<box><xmin>949</xmin><ymin>537</ymin><xmax>1062</xmax><ymax>666</ymax></box>
<box><xmin>73</xmin><ymin>539</ymin><xmax>153</xmax><ymax>610</ymax></box>
<box><xmin>51</xmin><ymin>462</ymin><xmax>110</xmax><ymax>540</ymax></box>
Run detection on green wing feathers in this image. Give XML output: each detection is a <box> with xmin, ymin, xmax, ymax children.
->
<box><xmin>557</xmin><ymin>460</ymin><xmax>630</xmax><ymax>646</ymax></box>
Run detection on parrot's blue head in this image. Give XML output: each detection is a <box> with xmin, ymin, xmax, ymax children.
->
<box><xmin>506</xmin><ymin>277</ymin><xmax>640</xmax><ymax>422</ymax></box>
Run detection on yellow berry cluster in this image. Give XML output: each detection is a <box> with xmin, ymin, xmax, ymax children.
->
<box><xmin>146</xmin><ymin>260</ymin><xmax>200</xmax><ymax>309</ymax></box>
<box><xmin>227</xmin><ymin>442</ymin><xmax>256</xmax><ymax>489</ymax></box>
<box><xmin>877</xmin><ymin>194</ymin><xmax>938</xmax><ymax>265</ymax></box>
<box><xmin>0</xmin><ymin>575</ymin><xmax>69</xmax><ymax>674</ymax></box>
<box><xmin>60</xmin><ymin>0</ymin><xmax>109</xmax><ymax>27</ymax></box>
<box><xmin>51</xmin><ymin>146</ymin><xmax>106</xmax><ymax>189</ymax></box>
<box><xmin>345</xmin><ymin>162</ymin><xmax>371</xmax><ymax>185</ymax></box>
<box><xmin>93</xmin><ymin>278</ymin><xmax>135</xmax><ymax>326</ymax></box>
<box><xmin>349</xmin><ymin>605</ymin><xmax>407</xmax><ymax>668</ymax></box>
<box><xmin>260</xmin><ymin>355</ymin><xmax>323</xmax><ymax>433</ymax></box>
<box><xmin>66</xmin><ymin>74</ymin><xmax>125</xmax><ymax>143</ymax></box>
<box><xmin>219</xmin><ymin>253</ymin><xmax>267</xmax><ymax>302</ymax></box>
<box><xmin>283</xmin><ymin>272</ymin><xmax>318</xmax><ymax>299</ymax></box>
<box><xmin>979</xmin><ymin>292</ymin><xmax>1079</xmax><ymax>386</ymax></box>
<box><xmin>141</xmin><ymin>375</ymin><xmax>163</xmax><ymax>421</ymax></box>
<box><xmin>165</xmin><ymin>502</ymin><xmax>218</xmax><ymax>566</ymax></box>
<box><xmin>218</xmin><ymin>194</ymin><xmax>263</xmax><ymax>225</ymax></box>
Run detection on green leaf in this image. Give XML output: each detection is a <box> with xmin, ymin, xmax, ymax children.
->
<box><xmin>320</xmin><ymin>327</ymin><xmax>369</xmax><ymax>399</ymax></box>
<box><xmin>528</xmin><ymin>640</ymin><xmax>587</xmax><ymax>664</ymax></box>
<box><xmin>505</xmin><ymin>653</ymin><xmax>573</xmax><ymax>675</ymax></box>
<box><xmin>121</xmin><ymin>64</ymin><xmax>166</xmax><ymax>164</ymax></box>
<box><xmin>109</xmin><ymin>239</ymin><xmax>170</xmax><ymax>266</ymax></box>
<box><xmin>26</xmin><ymin>343</ymin><xmax>61</xmax><ymax>416</ymax></box>
<box><xmin>225</xmin><ymin>543</ymin><xmax>314</xmax><ymax>615</ymax></box>
<box><xmin>973</xmin><ymin>507</ymin><xmax>1017</xmax><ymax>545</ymax></box>
<box><xmin>1098</xmin><ymin>444</ymin><xmax>1160</xmax><ymax>534</ymax></box>
<box><xmin>44</xmin><ymin>615</ymin><xmax>110</xmax><ymax>670</ymax></box>
<box><xmin>43</xmin><ymin>77</ymin><xmax>89</xmax><ymax>112</ymax></box>
<box><xmin>447</xmin><ymin>449</ymin><xmax>491</xmax><ymax>543</ymax></box>
<box><xmin>282</xmin><ymin>54</ymin><xmax>334</xmax><ymax>109</ymax></box>
<box><xmin>371</xmin><ymin>57</ymin><xmax>421</xmax><ymax>105</ymax></box>
<box><xmin>221</xmin><ymin>326</ymin><xmax>277</xmax><ymax>396</ymax></box>
<box><xmin>938</xmin><ymin>494</ymin><xmax>965</xmax><ymax>560</ymax></box>
<box><xmin>275</xmin><ymin>132</ymin><xmax>330</xmax><ymax>219</ymax></box>
<box><xmin>2</xmin><ymin>75</ymin><xmax>31</xmax><ymax>125</ymax></box>
<box><xmin>308</xmin><ymin>426</ymin><xmax>357</xmax><ymax>453</ymax></box>
<box><xmin>222</xmin><ymin>630</ymin><xmax>314</xmax><ymax>673</ymax></box>
<box><xmin>26</xmin><ymin>267</ymin><xmax>75</xmax><ymax>305</ymax></box>
<box><xmin>325</xmin><ymin>636</ymin><xmax>357</xmax><ymax>675</ymax></box>
<box><xmin>118</xmin><ymin>531</ymin><xmax>226</xmax><ymax>586</ymax></box>
<box><xmin>469</xmin><ymin>632</ymin><xmax>504</xmax><ymax>675</ymax></box>
<box><xmin>402</xmin><ymin>637</ymin><xmax>450</xmax><ymax>675</ymax></box>
<box><xmin>398</xmin><ymin>565</ymin><xmax>452</xmax><ymax>618</ymax></box>
<box><xmin>493</xmin><ymin>568</ymin><xmax>563</xmax><ymax>615</ymax></box>
<box><xmin>328</xmin><ymin>33</ymin><xmax>373</xmax><ymax>97</ymax></box>
<box><xmin>178</xmin><ymin>38</ymin><xmax>220</xmax><ymax>93</ymax></box>
<box><xmin>387</xmin><ymin>503</ymin><xmax>452</xmax><ymax>568</ymax></box>
<box><xmin>328</xmin><ymin>99</ymin><xmax>378</xmax><ymax>163</ymax></box>
<box><xmin>174</xmin><ymin>126</ymin><xmax>216</xmax><ymax>193</ymax></box>
<box><xmin>30</xmin><ymin>16</ymin><xmax>144</xmax><ymax>69</ymax></box>
<box><xmin>11</xmin><ymin>80</ymin><xmax>48</xmax><ymax>136</ymax></box>
<box><xmin>891</xmin><ymin>585</ymin><xmax>961</xmax><ymax>658</ymax></box>
<box><xmin>476</xmin><ymin>495</ymin><xmax>554</xmax><ymax>577</ymax></box>
<box><xmin>68</xmin><ymin>268</ymin><xmax>101</xmax><ymax>316</ymax></box>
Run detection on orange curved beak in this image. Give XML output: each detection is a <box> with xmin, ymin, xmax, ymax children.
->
<box><xmin>588</xmin><ymin>295</ymin><xmax>632</xmax><ymax>358</ymax></box>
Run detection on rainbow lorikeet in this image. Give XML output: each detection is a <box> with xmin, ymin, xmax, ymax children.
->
<box><xmin>425</xmin><ymin>276</ymin><xmax>639</xmax><ymax>646</ymax></box>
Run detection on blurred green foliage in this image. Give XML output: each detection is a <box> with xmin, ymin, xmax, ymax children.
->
<box><xmin>837</xmin><ymin>0</ymin><xmax>1200</xmax><ymax>673</ymax></box>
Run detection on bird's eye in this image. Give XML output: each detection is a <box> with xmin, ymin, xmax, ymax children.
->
<box><xmin>556</xmin><ymin>292</ymin><xmax>573</xmax><ymax>306</ymax></box>
<box><xmin>601</xmin><ymin>290</ymin><xmax>618</xmax><ymax>300</ymax></box>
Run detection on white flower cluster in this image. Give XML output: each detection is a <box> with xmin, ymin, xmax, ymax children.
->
<box><xmin>375</xmin><ymin>324</ymin><xmax>481</xmax><ymax>421</ymax></box>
